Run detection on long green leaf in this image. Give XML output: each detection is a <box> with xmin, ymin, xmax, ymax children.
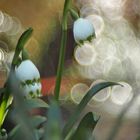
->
<box><xmin>24</xmin><ymin>98</ymin><xmax>49</xmax><ymax>110</ymax></box>
<box><xmin>70</xmin><ymin>112</ymin><xmax>99</xmax><ymax>140</ymax></box>
<box><xmin>43</xmin><ymin>100</ymin><xmax>62</xmax><ymax>140</ymax></box>
<box><xmin>22</xmin><ymin>48</ymin><xmax>29</xmax><ymax>60</ymax></box>
<box><xmin>12</xmin><ymin>28</ymin><xmax>33</xmax><ymax>66</ymax></box>
<box><xmin>63</xmin><ymin>82</ymin><xmax>121</xmax><ymax>138</ymax></box>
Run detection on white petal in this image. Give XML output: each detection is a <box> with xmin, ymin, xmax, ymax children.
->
<box><xmin>15</xmin><ymin>60</ymin><xmax>40</xmax><ymax>82</ymax></box>
<box><xmin>73</xmin><ymin>18</ymin><xmax>95</xmax><ymax>43</ymax></box>
<box><xmin>21</xmin><ymin>82</ymin><xmax>42</xmax><ymax>98</ymax></box>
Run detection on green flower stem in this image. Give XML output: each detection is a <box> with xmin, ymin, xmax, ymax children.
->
<box><xmin>54</xmin><ymin>0</ymin><xmax>71</xmax><ymax>101</ymax></box>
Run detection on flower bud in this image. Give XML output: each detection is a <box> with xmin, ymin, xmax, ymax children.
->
<box><xmin>15</xmin><ymin>60</ymin><xmax>41</xmax><ymax>98</ymax></box>
<box><xmin>73</xmin><ymin>18</ymin><xmax>95</xmax><ymax>44</ymax></box>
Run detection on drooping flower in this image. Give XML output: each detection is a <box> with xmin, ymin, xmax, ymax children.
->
<box><xmin>15</xmin><ymin>60</ymin><xmax>41</xmax><ymax>98</ymax></box>
<box><xmin>73</xmin><ymin>18</ymin><xmax>95</xmax><ymax>44</ymax></box>
<box><xmin>21</xmin><ymin>83</ymin><xmax>42</xmax><ymax>98</ymax></box>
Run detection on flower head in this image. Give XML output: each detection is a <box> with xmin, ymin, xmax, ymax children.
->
<box><xmin>15</xmin><ymin>60</ymin><xmax>41</xmax><ymax>98</ymax></box>
<box><xmin>73</xmin><ymin>18</ymin><xmax>95</xmax><ymax>44</ymax></box>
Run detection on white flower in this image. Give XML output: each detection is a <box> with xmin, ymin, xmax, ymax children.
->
<box><xmin>21</xmin><ymin>83</ymin><xmax>42</xmax><ymax>98</ymax></box>
<box><xmin>15</xmin><ymin>60</ymin><xmax>42</xmax><ymax>98</ymax></box>
<box><xmin>73</xmin><ymin>18</ymin><xmax>95</xmax><ymax>43</ymax></box>
<box><xmin>15</xmin><ymin>60</ymin><xmax>40</xmax><ymax>82</ymax></box>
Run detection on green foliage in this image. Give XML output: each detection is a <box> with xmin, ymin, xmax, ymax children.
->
<box><xmin>1</xmin><ymin>81</ymin><xmax>118</xmax><ymax>140</ymax></box>
<box><xmin>136</xmin><ymin>136</ymin><xmax>140</xmax><ymax>140</ymax></box>
<box><xmin>70</xmin><ymin>112</ymin><xmax>99</xmax><ymax>140</ymax></box>
<box><xmin>22</xmin><ymin>49</ymin><xmax>29</xmax><ymax>61</ymax></box>
<box><xmin>0</xmin><ymin>1</ymin><xmax>126</xmax><ymax>140</ymax></box>
<box><xmin>69</xmin><ymin>8</ymin><xmax>79</xmax><ymax>20</ymax></box>
<box><xmin>24</xmin><ymin>98</ymin><xmax>49</xmax><ymax>110</ymax></box>
<box><xmin>43</xmin><ymin>100</ymin><xmax>62</xmax><ymax>140</ymax></box>
<box><xmin>63</xmin><ymin>82</ymin><xmax>120</xmax><ymax>138</ymax></box>
<box><xmin>12</xmin><ymin>28</ymin><xmax>33</xmax><ymax>67</ymax></box>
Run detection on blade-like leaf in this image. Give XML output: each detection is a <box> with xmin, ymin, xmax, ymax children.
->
<box><xmin>43</xmin><ymin>100</ymin><xmax>62</xmax><ymax>140</ymax></box>
<box><xmin>24</xmin><ymin>98</ymin><xmax>49</xmax><ymax>110</ymax></box>
<box><xmin>63</xmin><ymin>82</ymin><xmax>121</xmax><ymax>138</ymax></box>
<box><xmin>12</xmin><ymin>28</ymin><xmax>33</xmax><ymax>66</ymax></box>
<box><xmin>70</xmin><ymin>112</ymin><xmax>99</xmax><ymax>140</ymax></box>
<box><xmin>22</xmin><ymin>48</ymin><xmax>29</xmax><ymax>60</ymax></box>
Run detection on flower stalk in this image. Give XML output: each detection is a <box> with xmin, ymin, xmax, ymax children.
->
<box><xmin>54</xmin><ymin>0</ymin><xmax>72</xmax><ymax>101</ymax></box>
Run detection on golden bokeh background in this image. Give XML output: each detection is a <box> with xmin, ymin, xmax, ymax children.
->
<box><xmin>0</xmin><ymin>0</ymin><xmax>65</xmax><ymax>64</ymax></box>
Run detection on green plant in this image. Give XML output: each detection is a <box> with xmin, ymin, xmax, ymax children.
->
<box><xmin>0</xmin><ymin>0</ymin><xmax>124</xmax><ymax>140</ymax></box>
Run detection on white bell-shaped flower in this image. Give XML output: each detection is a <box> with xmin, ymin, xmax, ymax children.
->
<box><xmin>15</xmin><ymin>60</ymin><xmax>42</xmax><ymax>98</ymax></box>
<box><xmin>73</xmin><ymin>18</ymin><xmax>95</xmax><ymax>43</ymax></box>
<box><xmin>15</xmin><ymin>60</ymin><xmax>40</xmax><ymax>82</ymax></box>
<box><xmin>21</xmin><ymin>83</ymin><xmax>42</xmax><ymax>98</ymax></box>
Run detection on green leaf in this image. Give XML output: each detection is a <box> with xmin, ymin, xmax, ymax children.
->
<box><xmin>69</xmin><ymin>8</ymin><xmax>79</xmax><ymax>20</ymax></box>
<box><xmin>63</xmin><ymin>82</ymin><xmax>121</xmax><ymax>138</ymax></box>
<box><xmin>12</xmin><ymin>28</ymin><xmax>33</xmax><ymax>67</ymax></box>
<box><xmin>8</xmin><ymin>121</ymin><xmax>45</xmax><ymax>140</ymax></box>
<box><xmin>24</xmin><ymin>98</ymin><xmax>49</xmax><ymax>110</ymax></box>
<box><xmin>136</xmin><ymin>136</ymin><xmax>140</xmax><ymax>140</ymax></box>
<box><xmin>70</xmin><ymin>112</ymin><xmax>99</xmax><ymax>140</ymax></box>
<box><xmin>22</xmin><ymin>48</ymin><xmax>29</xmax><ymax>61</ymax></box>
<box><xmin>30</xmin><ymin>115</ymin><xmax>47</xmax><ymax>128</ymax></box>
<box><xmin>43</xmin><ymin>100</ymin><xmax>62</xmax><ymax>140</ymax></box>
<box><xmin>8</xmin><ymin>125</ymin><xmax>40</xmax><ymax>140</ymax></box>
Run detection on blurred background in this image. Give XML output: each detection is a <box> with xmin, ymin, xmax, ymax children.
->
<box><xmin>0</xmin><ymin>0</ymin><xmax>140</xmax><ymax>140</ymax></box>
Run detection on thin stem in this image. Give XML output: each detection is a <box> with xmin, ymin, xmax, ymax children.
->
<box><xmin>54</xmin><ymin>0</ymin><xmax>71</xmax><ymax>101</ymax></box>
